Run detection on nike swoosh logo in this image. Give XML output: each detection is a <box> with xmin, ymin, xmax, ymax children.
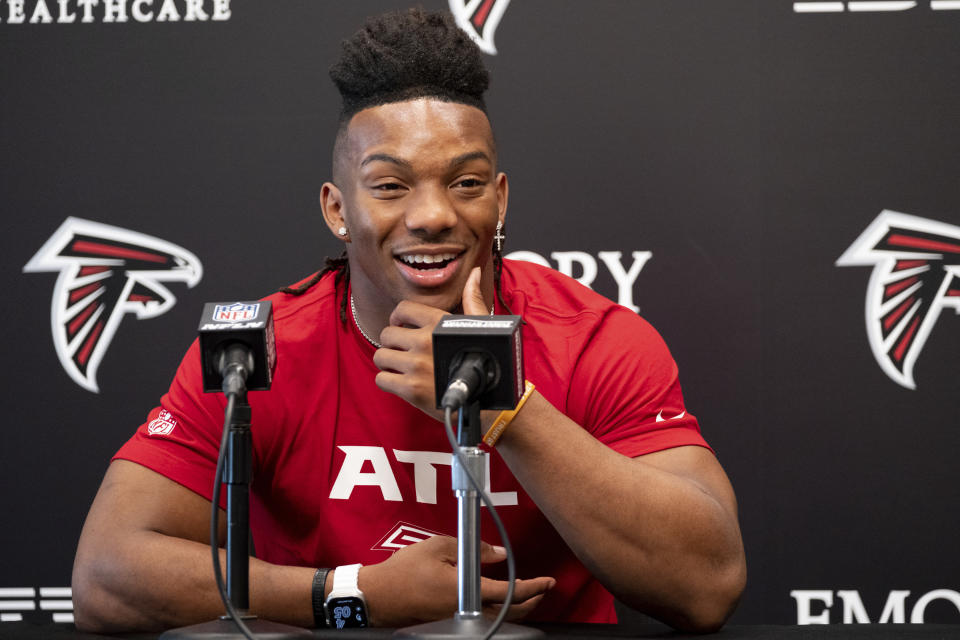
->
<box><xmin>655</xmin><ymin>410</ymin><xmax>686</xmax><ymax>423</ymax></box>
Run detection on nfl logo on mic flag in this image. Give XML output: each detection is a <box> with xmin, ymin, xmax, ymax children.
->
<box><xmin>213</xmin><ymin>302</ymin><xmax>260</xmax><ymax>322</ymax></box>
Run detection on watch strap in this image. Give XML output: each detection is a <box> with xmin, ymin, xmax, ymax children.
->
<box><xmin>331</xmin><ymin>563</ymin><xmax>362</xmax><ymax>593</ymax></box>
<box><xmin>311</xmin><ymin>567</ymin><xmax>330</xmax><ymax>628</ymax></box>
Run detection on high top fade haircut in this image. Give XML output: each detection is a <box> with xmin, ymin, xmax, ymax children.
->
<box><xmin>331</xmin><ymin>7</ymin><xmax>489</xmax><ymax>121</ymax></box>
<box><xmin>281</xmin><ymin>7</ymin><xmax>511</xmax><ymax>317</ymax></box>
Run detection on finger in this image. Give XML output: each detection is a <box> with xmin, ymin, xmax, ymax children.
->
<box><xmin>373</xmin><ymin>348</ymin><xmax>434</xmax><ymax>382</ymax></box>
<box><xmin>480</xmin><ymin>576</ymin><xmax>556</xmax><ymax>604</ymax></box>
<box><xmin>484</xmin><ymin>592</ymin><xmax>547</xmax><ymax>621</ymax></box>
<box><xmin>479</xmin><ymin>541</ymin><xmax>507</xmax><ymax>564</ymax></box>
<box><xmin>374</xmin><ymin>369</ymin><xmax>437</xmax><ymax>407</ymax></box>
<box><xmin>389</xmin><ymin>299</ymin><xmax>447</xmax><ymax>328</ymax></box>
<box><xmin>372</xmin><ymin>347</ymin><xmax>411</xmax><ymax>374</ymax></box>
<box><xmin>374</xmin><ymin>370</ymin><xmax>403</xmax><ymax>396</ymax></box>
<box><xmin>461</xmin><ymin>267</ymin><xmax>488</xmax><ymax>316</ymax></box>
<box><xmin>378</xmin><ymin>325</ymin><xmax>424</xmax><ymax>351</ymax></box>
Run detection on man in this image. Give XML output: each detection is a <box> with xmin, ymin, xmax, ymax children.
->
<box><xmin>72</xmin><ymin>8</ymin><xmax>745</xmax><ymax>633</ymax></box>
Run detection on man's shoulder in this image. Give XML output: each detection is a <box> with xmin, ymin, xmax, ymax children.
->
<box><xmin>261</xmin><ymin>270</ymin><xmax>340</xmax><ymax>330</ymax></box>
<box><xmin>502</xmin><ymin>258</ymin><xmax>625</xmax><ymax>320</ymax></box>
<box><xmin>502</xmin><ymin>258</ymin><xmax>662</xmax><ymax>354</ymax></box>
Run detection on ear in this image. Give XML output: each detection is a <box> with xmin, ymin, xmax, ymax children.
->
<box><xmin>496</xmin><ymin>172</ymin><xmax>509</xmax><ymax>226</ymax></box>
<box><xmin>320</xmin><ymin>182</ymin><xmax>350</xmax><ymax>242</ymax></box>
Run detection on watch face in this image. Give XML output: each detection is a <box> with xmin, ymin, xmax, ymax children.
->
<box><xmin>326</xmin><ymin>596</ymin><xmax>368</xmax><ymax>629</ymax></box>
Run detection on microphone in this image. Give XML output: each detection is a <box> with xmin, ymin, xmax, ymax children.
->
<box><xmin>198</xmin><ymin>301</ymin><xmax>277</xmax><ymax>395</ymax></box>
<box><xmin>433</xmin><ymin>315</ymin><xmax>524</xmax><ymax>410</ymax></box>
<box><xmin>440</xmin><ymin>351</ymin><xmax>499</xmax><ymax>410</ymax></box>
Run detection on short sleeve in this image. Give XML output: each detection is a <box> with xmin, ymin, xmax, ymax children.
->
<box><xmin>113</xmin><ymin>339</ymin><xmax>228</xmax><ymax>506</ymax></box>
<box><xmin>564</xmin><ymin>307</ymin><xmax>711</xmax><ymax>458</ymax></box>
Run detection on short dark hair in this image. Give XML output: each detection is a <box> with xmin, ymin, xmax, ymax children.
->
<box><xmin>329</xmin><ymin>7</ymin><xmax>490</xmax><ymax>121</ymax></box>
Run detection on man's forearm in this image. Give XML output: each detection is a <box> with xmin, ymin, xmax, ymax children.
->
<box><xmin>495</xmin><ymin>392</ymin><xmax>746</xmax><ymax>632</ymax></box>
<box><xmin>72</xmin><ymin>530</ymin><xmax>315</xmax><ymax>633</ymax></box>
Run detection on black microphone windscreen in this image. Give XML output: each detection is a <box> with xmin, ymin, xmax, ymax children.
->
<box><xmin>432</xmin><ymin>315</ymin><xmax>523</xmax><ymax>410</ymax></box>
<box><xmin>198</xmin><ymin>301</ymin><xmax>276</xmax><ymax>392</ymax></box>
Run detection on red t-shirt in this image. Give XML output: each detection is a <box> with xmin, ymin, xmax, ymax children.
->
<box><xmin>115</xmin><ymin>259</ymin><xmax>709</xmax><ymax>623</ymax></box>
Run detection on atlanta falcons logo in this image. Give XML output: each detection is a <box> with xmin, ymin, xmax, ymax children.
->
<box><xmin>837</xmin><ymin>210</ymin><xmax>960</xmax><ymax>389</ymax></box>
<box><xmin>23</xmin><ymin>217</ymin><xmax>203</xmax><ymax>393</ymax></box>
<box><xmin>448</xmin><ymin>0</ymin><xmax>511</xmax><ymax>55</ymax></box>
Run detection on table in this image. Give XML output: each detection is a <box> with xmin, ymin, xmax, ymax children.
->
<box><xmin>1</xmin><ymin>622</ymin><xmax>958</xmax><ymax>640</ymax></box>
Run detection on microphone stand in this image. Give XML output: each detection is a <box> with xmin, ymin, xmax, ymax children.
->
<box><xmin>394</xmin><ymin>401</ymin><xmax>542</xmax><ymax>640</ymax></box>
<box><xmin>159</xmin><ymin>390</ymin><xmax>311</xmax><ymax>640</ymax></box>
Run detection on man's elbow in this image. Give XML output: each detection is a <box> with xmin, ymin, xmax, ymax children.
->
<box><xmin>72</xmin><ymin>555</ymin><xmax>141</xmax><ymax>634</ymax></box>
<box><xmin>674</xmin><ymin>557</ymin><xmax>747</xmax><ymax>633</ymax></box>
<box><xmin>71</xmin><ymin>566</ymin><xmax>115</xmax><ymax>633</ymax></box>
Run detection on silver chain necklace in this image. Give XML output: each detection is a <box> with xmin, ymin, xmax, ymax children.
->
<box><xmin>350</xmin><ymin>294</ymin><xmax>496</xmax><ymax>350</ymax></box>
<box><xmin>350</xmin><ymin>294</ymin><xmax>382</xmax><ymax>348</ymax></box>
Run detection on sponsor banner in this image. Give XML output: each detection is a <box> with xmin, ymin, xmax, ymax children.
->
<box><xmin>0</xmin><ymin>587</ymin><xmax>73</xmax><ymax>624</ymax></box>
<box><xmin>792</xmin><ymin>589</ymin><xmax>960</xmax><ymax>624</ymax></box>
<box><xmin>794</xmin><ymin>1</ymin><xmax>960</xmax><ymax>12</ymax></box>
<box><xmin>0</xmin><ymin>0</ymin><xmax>232</xmax><ymax>25</ymax></box>
<box><xmin>507</xmin><ymin>250</ymin><xmax>651</xmax><ymax>313</ymax></box>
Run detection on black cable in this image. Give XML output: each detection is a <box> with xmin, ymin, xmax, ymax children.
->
<box><xmin>210</xmin><ymin>392</ymin><xmax>258</xmax><ymax>640</ymax></box>
<box><xmin>443</xmin><ymin>406</ymin><xmax>515</xmax><ymax>640</ymax></box>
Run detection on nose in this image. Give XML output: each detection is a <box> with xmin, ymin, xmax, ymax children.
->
<box><xmin>404</xmin><ymin>184</ymin><xmax>458</xmax><ymax>236</ymax></box>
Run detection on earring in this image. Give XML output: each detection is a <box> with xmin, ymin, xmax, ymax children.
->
<box><xmin>494</xmin><ymin>220</ymin><xmax>505</xmax><ymax>254</ymax></box>
<box><xmin>338</xmin><ymin>226</ymin><xmax>347</xmax><ymax>237</ymax></box>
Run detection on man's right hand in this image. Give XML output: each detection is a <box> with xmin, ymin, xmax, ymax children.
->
<box><xmin>358</xmin><ymin>535</ymin><xmax>555</xmax><ymax>627</ymax></box>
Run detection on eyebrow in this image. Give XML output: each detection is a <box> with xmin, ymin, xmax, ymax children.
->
<box><xmin>360</xmin><ymin>153</ymin><xmax>412</xmax><ymax>169</ymax></box>
<box><xmin>449</xmin><ymin>151</ymin><xmax>492</xmax><ymax>168</ymax></box>
<box><xmin>359</xmin><ymin>150</ymin><xmax>493</xmax><ymax>170</ymax></box>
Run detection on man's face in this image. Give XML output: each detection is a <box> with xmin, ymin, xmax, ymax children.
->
<box><xmin>326</xmin><ymin>98</ymin><xmax>507</xmax><ymax>318</ymax></box>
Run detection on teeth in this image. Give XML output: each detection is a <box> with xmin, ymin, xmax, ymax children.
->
<box><xmin>400</xmin><ymin>253</ymin><xmax>458</xmax><ymax>265</ymax></box>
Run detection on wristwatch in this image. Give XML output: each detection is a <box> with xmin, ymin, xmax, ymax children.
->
<box><xmin>324</xmin><ymin>563</ymin><xmax>369</xmax><ymax>629</ymax></box>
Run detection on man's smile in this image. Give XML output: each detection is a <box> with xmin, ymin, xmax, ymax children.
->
<box><xmin>393</xmin><ymin>247</ymin><xmax>466</xmax><ymax>287</ymax></box>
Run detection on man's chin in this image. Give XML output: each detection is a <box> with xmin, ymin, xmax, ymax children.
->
<box><xmin>393</xmin><ymin>287</ymin><xmax>463</xmax><ymax>313</ymax></box>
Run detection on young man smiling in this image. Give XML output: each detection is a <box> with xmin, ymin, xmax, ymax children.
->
<box><xmin>72</xmin><ymin>8</ymin><xmax>745</xmax><ymax>634</ymax></box>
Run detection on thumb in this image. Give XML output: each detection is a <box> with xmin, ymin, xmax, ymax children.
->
<box><xmin>462</xmin><ymin>267</ymin><xmax>488</xmax><ymax>315</ymax></box>
<box><xmin>480</xmin><ymin>541</ymin><xmax>507</xmax><ymax>564</ymax></box>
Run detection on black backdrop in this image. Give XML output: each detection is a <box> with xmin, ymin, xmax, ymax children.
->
<box><xmin>2</xmin><ymin>0</ymin><xmax>959</xmax><ymax>627</ymax></box>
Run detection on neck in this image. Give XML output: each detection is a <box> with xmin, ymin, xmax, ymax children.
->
<box><xmin>348</xmin><ymin>286</ymin><xmax>392</xmax><ymax>347</ymax></box>
<box><xmin>350</xmin><ymin>293</ymin><xmax>382</xmax><ymax>348</ymax></box>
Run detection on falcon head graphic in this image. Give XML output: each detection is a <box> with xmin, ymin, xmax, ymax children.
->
<box><xmin>837</xmin><ymin>210</ymin><xmax>960</xmax><ymax>389</ymax></box>
<box><xmin>23</xmin><ymin>217</ymin><xmax>203</xmax><ymax>393</ymax></box>
<box><xmin>448</xmin><ymin>0</ymin><xmax>511</xmax><ymax>55</ymax></box>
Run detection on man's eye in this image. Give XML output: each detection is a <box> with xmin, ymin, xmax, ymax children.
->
<box><xmin>456</xmin><ymin>179</ymin><xmax>483</xmax><ymax>188</ymax></box>
<box><xmin>373</xmin><ymin>183</ymin><xmax>401</xmax><ymax>191</ymax></box>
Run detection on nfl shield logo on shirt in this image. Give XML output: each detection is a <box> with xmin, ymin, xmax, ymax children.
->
<box><xmin>213</xmin><ymin>302</ymin><xmax>260</xmax><ymax>323</ymax></box>
<box><xmin>147</xmin><ymin>410</ymin><xmax>178</xmax><ymax>436</ymax></box>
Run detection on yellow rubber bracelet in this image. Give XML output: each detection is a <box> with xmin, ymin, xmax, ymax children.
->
<box><xmin>483</xmin><ymin>380</ymin><xmax>536</xmax><ymax>447</ymax></box>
